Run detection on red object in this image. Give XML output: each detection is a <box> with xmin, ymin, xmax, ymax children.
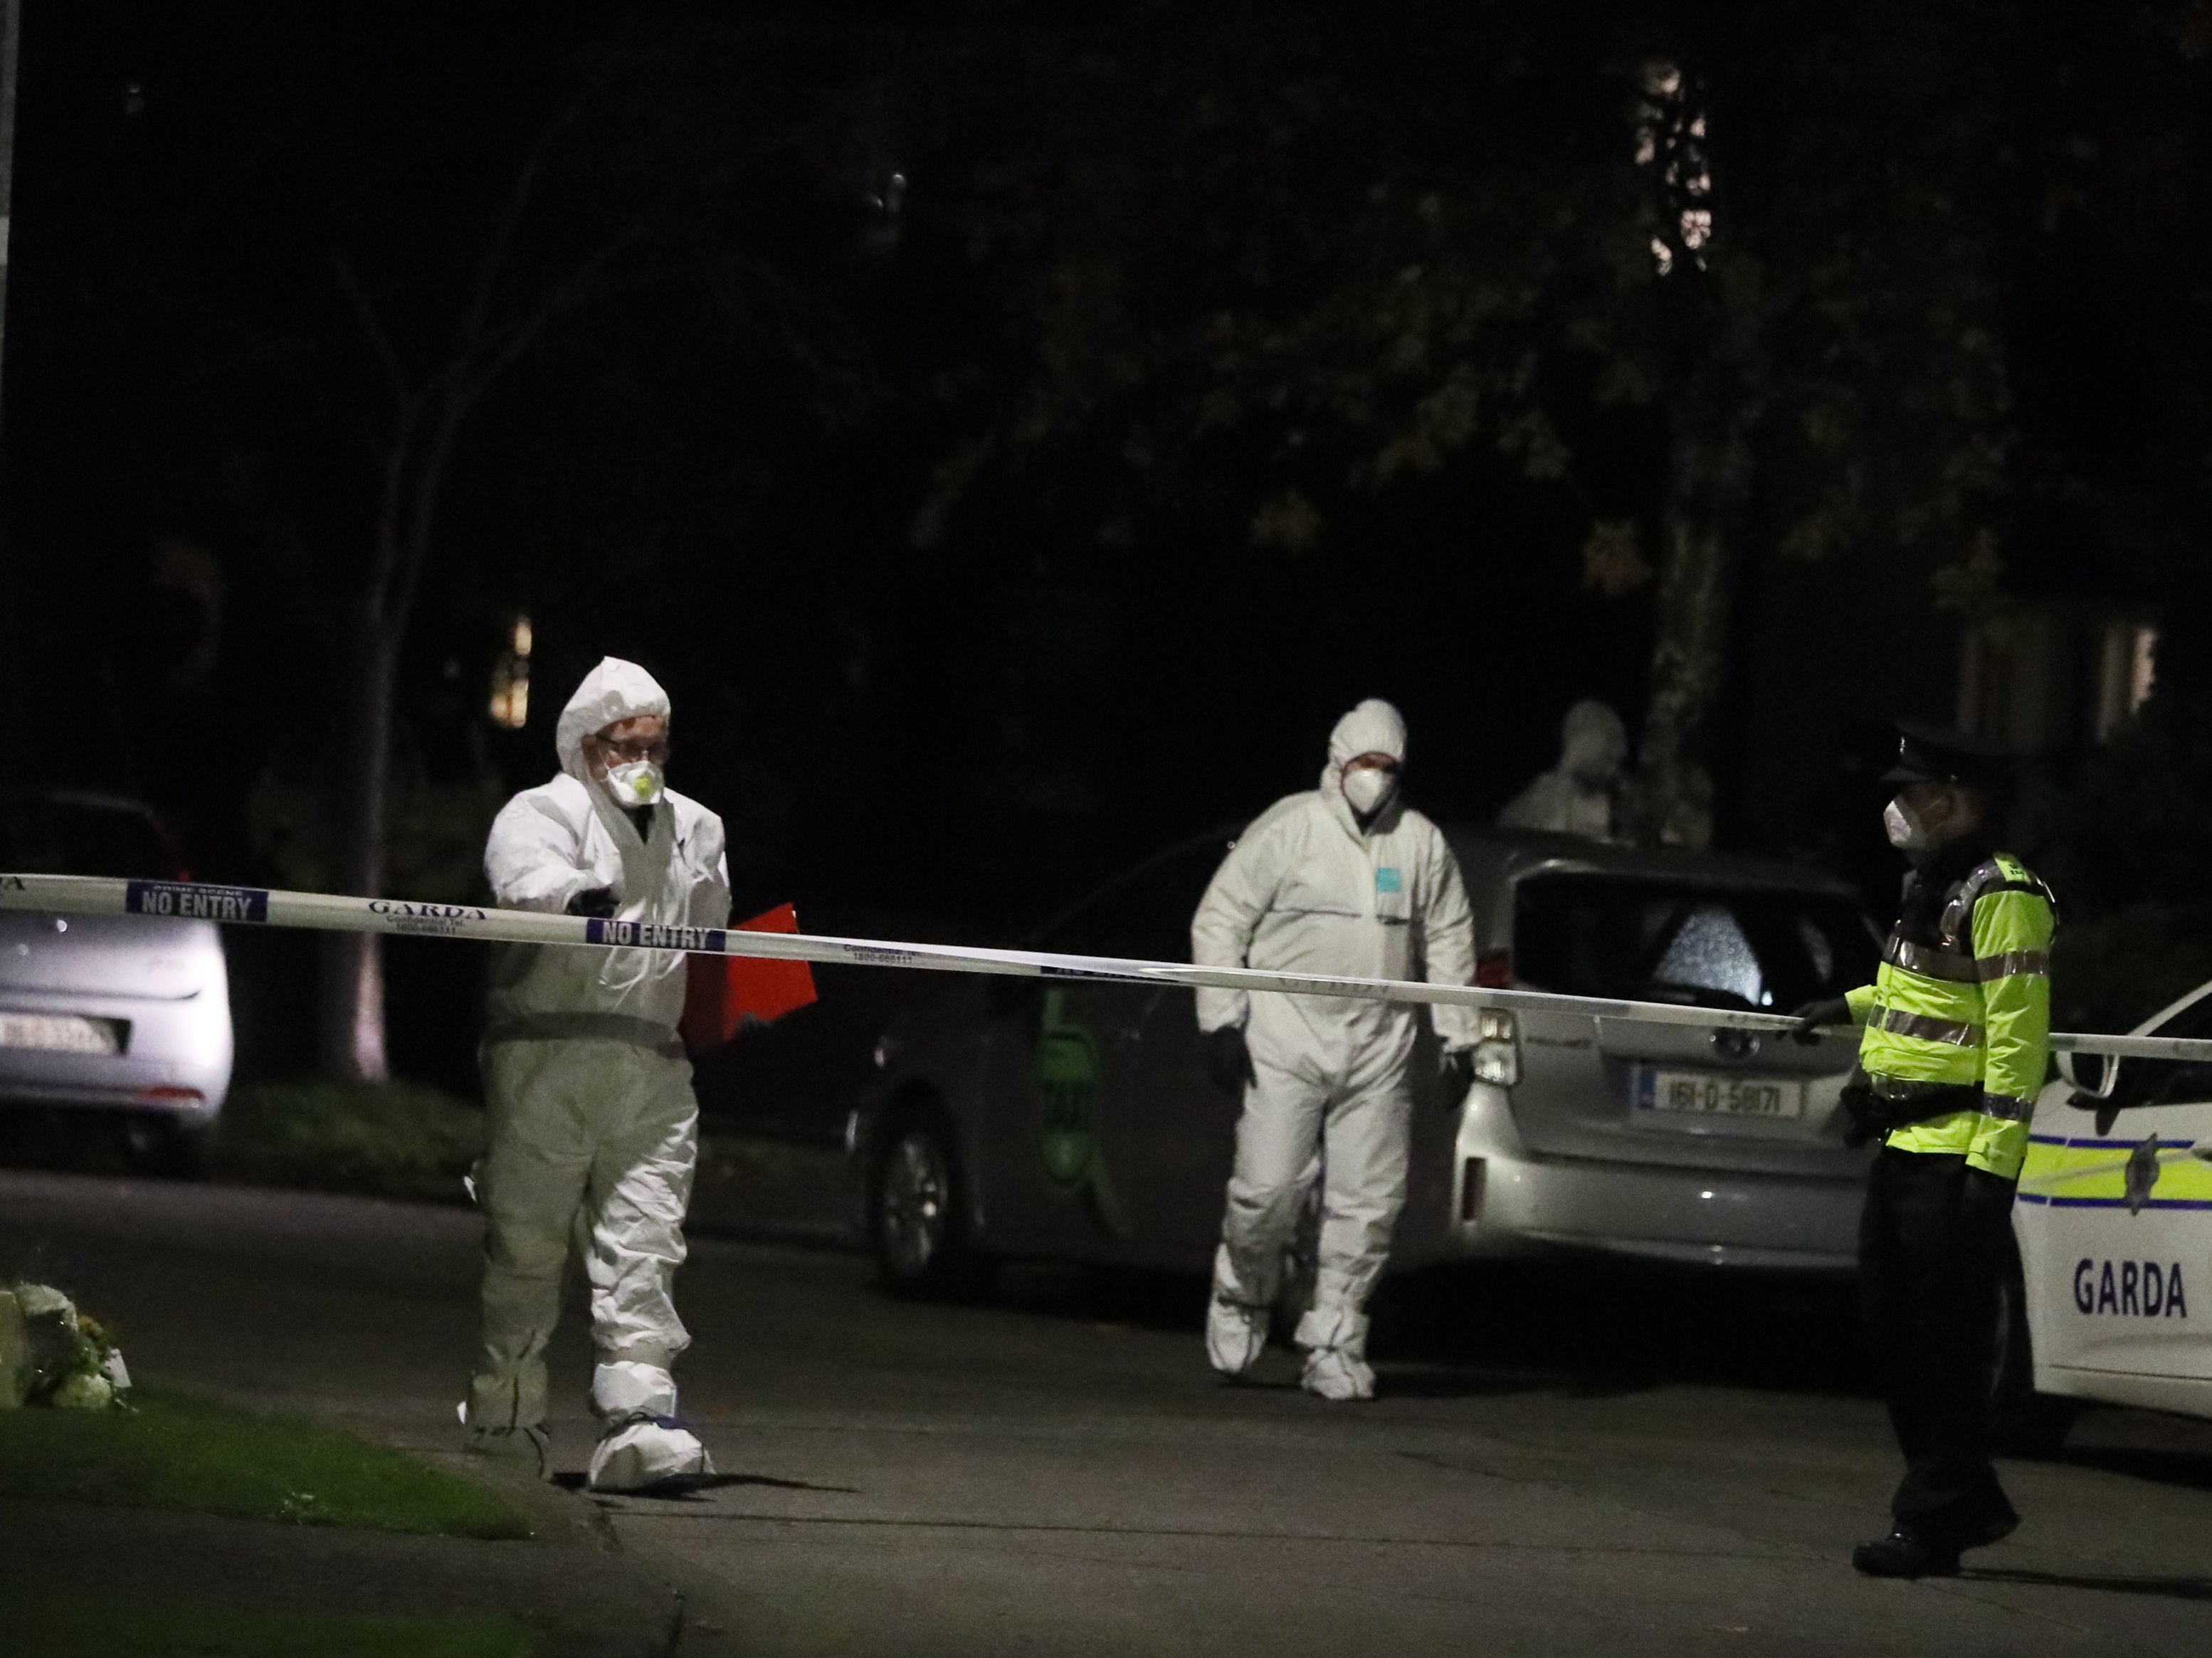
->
<box><xmin>1473</xmin><ymin>950</ymin><xmax>1515</xmax><ymax>989</ymax></box>
<box><xmin>682</xmin><ymin>903</ymin><xmax>818</xmax><ymax>1053</ymax></box>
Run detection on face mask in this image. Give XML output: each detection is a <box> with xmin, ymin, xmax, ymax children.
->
<box><xmin>1343</xmin><ymin>765</ymin><xmax>1398</xmax><ymax>817</ymax></box>
<box><xmin>606</xmin><ymin>760</ymin><xmax>665</xmax><ymax>809</ymax></box>
<box><xmin>1882</xmin><ymin>797</ymin><xmax>1932</xmax><ymax>851</ymax></box>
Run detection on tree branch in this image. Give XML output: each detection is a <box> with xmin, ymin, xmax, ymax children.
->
<box><xmin>379</xmin><ymin>70</ymin><xmax>853</xmax><ymax>642</ymax></box>
<box><xmin>451</xmin><ymin>86</ymin><xmax>602</xmax><ymax>362</ymax></box>
<box><xmin>331</xmin><ymin>252</ymin><xmax>411</xmax><ymax>421</ymax></box>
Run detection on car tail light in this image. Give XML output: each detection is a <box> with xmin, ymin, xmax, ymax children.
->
<box><xmin>138</xmin><ymin>1086</ymin><xmax>205</xmax><ymax>1104</ymax></box>
<box><xmin>1474</xmin><ymin>950</ymin><xmax>1513</xmax><ymax>988</ymax></box>
<box><xmin>1459</xmin><ymin>1157</ymin><xmax>1486</xmax><ymax>1223</ymax></box>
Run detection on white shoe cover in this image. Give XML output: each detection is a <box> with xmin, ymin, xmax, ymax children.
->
<box><xmin>586</xmin><ymin>1415</ymin><xmax>714</xmax><ymax>1492</ymax></box>
<box><xmin>1296</xmin><ymin>1303</ymin><xmax>1376</xmax><ymax>1400</ymax></box>
<box><xmin>1205</xmin><ymin>1296</ymin><xmax>1268</xmax><ymax>1378</ymax></box>
<box><xmin>1300</xmin><ymin>1346</ymin><xmax>1376</xmax><ymax>1401</ymax></box>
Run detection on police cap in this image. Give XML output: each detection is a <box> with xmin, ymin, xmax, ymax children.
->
<box><xmin>1881</xmin><ymin>720</ymin><xmax>2011</xmax><ymax>790</ymax></box>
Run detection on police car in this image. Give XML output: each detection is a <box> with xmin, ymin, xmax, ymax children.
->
<box><xmin>1998</xmin><ymin>979</ymin><xmax>2212</xmax><ymax>1450</ymax></box>
<box><xmin>855</xmin><ymin>826</ymin><xmax>1882</xmax><ymax>1294</ymax></box>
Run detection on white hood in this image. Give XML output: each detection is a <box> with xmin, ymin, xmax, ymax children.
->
<box><xmin>1319</xmin><ymin>698</ymin><xmax>1408</xmax><ymax>797</ymax></box>
<box><xmin>555</xmin><ymin>658</ymin><xmax>672</xmax><ymax>782</ymax></box>
<box><xmin>1560</xmin><ymin>699</ymin><xmax>1628</xmax><ymax>786</ymax></box>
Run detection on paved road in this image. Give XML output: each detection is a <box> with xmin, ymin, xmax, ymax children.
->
<box><xmin>3</xmin><ymin>1168</ymin><xmax>2208</xmax><ymax>1657</ymax></box>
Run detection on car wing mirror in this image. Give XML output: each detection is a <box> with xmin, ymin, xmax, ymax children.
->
<box><xmin>2056</xmin><ymin>1049</ymin><xmax>2120</xmax><ymax>1101</ymax></box>
<box><xmin>2055</xmin><ymin>1053</ymin><xmax>2127</xmax><ymax>1134</ymax></box>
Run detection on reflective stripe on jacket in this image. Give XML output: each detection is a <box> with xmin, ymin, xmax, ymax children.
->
<box><xmin>1842</xmin><ymin>851</ymin><xmax>2055</xmax><ymax>1180</ymax></box>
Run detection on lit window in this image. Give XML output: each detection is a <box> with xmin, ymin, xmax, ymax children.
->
<box><xmin>2093</xmin><ymin>621</ymin><xmax>2158</xmax><ymax>741</ymax></box>
<box><xmin>489</xmin><ymin>614</ymin><xmax>532</xmax><ymax>730</ymax></box>
<box><xmin>1957</xmin><ymin>607</ymin><xmax>2159</xmax><ymax>750</ymax></box>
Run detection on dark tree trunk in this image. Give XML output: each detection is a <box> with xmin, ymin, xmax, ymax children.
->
<box><xmin>1636</xmin><ymin>509</ymin><xmax>1737</xmax><ymax>847</ymax></box>
<box><xmin>319</xmin><ymin>614</ymin><xmax>396</xmax><ymax>1081</ymax></box>
<box><xmin>306</xmin><ymin>116</ymin><xmax>639</xmax><ymax>1083</ymax></box>
<box><xmin>1634</xmin><ymin>369</ymin><xmax>1753</xmax><ymax>849</ymax></box>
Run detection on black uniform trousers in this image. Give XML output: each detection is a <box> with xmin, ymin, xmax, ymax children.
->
<box><xmin>1859</xmin><ymin>1145</ymin><xmax>2020</xmax><ymax>1545</ymax></box>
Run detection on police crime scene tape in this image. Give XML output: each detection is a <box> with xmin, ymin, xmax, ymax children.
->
<box><xmin>3</xmin><ymin>871</ymin><xmax>2207</xmax><ymax>1063</ymax></box>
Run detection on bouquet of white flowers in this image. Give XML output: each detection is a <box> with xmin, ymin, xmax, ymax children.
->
<box><xmin>0</xmin><ymin>1282</ymin><xmax>132</xmax><ymax>1410</ymax></box>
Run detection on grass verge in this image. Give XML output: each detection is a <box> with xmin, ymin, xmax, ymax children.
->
<box><xmin>213</xmin><ymin>1079</ymin><xmax>483</xmax><ymax>1202</ymax></box>
<box><xmin>4</xmin><ymin>1597</ymin><xmax>538</xmax><ymax>1658</ymax></box>
<box><xmin>0</xmin><ymin>1388</ymin><xmax>530</xmax><ymax>1538</ymax></box>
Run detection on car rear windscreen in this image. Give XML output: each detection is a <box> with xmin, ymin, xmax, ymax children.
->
<box><xmin>1513</xmin><ymin>872</ymin><xmax>1877</xmax><ymax>1012</ymax></box>
<box><xmin>0</xmin><ymin>797</ymin><xmax>175</xmax><ymax>880</ymax></box>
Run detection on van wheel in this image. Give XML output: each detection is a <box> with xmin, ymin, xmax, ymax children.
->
<box><xmin>869</xmin><ymin>1113</ymin><xmax>990</xmax><ymax>1298</ymax></box>
<box><xmin>1989</xmin><ymin>1237</ymin><xmax>2078</xmax><ymax>1458</ymax></box>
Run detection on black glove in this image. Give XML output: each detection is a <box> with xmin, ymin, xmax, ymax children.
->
<box><xmin>566</xmin><ymin>886</ymin><xmax>619</xmax><ymax>920</ymax></box>
<box><xmin>1789</xmin><ymin>997</ymin><xmax>1853</xmax><ymax>1046</ymax></box>
<box><xmin>1206</xmin><ymin>1026</ymin><xmax>1255</xmax><ymax>1093</ymax></box>
<box><xmin>1439</xmin><ymin>1046</ymin><xmax>1476</xmax><ymax>1101</ymax></box>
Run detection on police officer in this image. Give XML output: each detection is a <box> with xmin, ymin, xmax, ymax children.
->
<box><xmin>1794</xmin><ymin>723</ymin><xmax>2055</xmax><ymax>1578</ymax></box>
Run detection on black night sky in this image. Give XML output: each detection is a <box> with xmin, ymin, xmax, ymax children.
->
<box><xmin>9</xmin><ymin>1</ymin><xmax>2212</xmax><ymax>1084</ymax></box>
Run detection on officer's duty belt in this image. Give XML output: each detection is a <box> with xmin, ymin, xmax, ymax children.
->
<box><xmin>1841</xmin><ymin>1074</ymin><xmax>1988</xmax><ymax>1143</ymax></box>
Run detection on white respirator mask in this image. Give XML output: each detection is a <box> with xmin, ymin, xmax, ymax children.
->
<box><xmin>605</xmin><ymin>760</ymin><xmax>666</xmax><ymax>809</ymax></box>
<box><xmin>1882</xmin><ymin>797</ymin><xmax>1932</xmax><ymax>851</ymax></box>
<box><xmin>1342</xmin><ymin>765</ymin><xmax>1399</xmax><ymax>818</ymax></box>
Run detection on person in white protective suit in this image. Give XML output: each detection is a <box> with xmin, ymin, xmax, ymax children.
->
<box><xmin>462</xmin><ymin>656</ymin><xmax>731</xmax><ymax>1491</ymax></box>
<box><xmin>1192</xmin><ymin>698</ymin><xmax>1479</xmax><ymax>1401</ymax></box>
<box><xmin>1496</xmin><ymin>698</ymin><xmax>1632</xmax><ymax>841</ymax></box>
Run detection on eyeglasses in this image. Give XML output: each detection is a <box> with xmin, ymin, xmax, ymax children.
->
<box><xmin>591</xmin><ymin>734</ymin><xmax>670</xmax><ymax>765</ymax></box>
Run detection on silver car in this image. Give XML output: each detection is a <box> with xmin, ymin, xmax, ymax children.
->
<box><xmin>0</xmin><ymin>790</ymin><xmax>233</xmax><ymax>1172</ymax></box>
<box><xmin>854</xmin><ymin>826</ymin><xmax>1879</xmax><ymax>1294</ymax></box>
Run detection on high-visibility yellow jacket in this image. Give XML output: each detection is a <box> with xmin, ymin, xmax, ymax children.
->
<box><xmin>1842</xmin><ymin>849</ymin><xmax>2056</xmax><ymax>1180</ymax></box>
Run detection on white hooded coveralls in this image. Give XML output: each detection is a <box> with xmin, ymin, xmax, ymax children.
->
<box><xmin>1193</xmin><ymin>700</ymin><xmax>1477</xmax><ymax>1370</ymax></box>
<box><xmin>466</xmin><ymin>658</ymin><xmax>730</xmax><ymax>1435</ymax></box>
<box><xmin>1496</xmin><ymin>698</ymin><xmax>1631</xmax><ymax>841</ymax></box>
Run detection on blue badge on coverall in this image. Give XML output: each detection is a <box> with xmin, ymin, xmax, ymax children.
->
<box><xmin>1376</xmin><ymin>867</ymin><xmax>1403</xmax><ymax>894</ymax></box>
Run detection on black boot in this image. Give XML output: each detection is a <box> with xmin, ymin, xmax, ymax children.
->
<box><xmin>1851</xmin><ymin>1528</ymin><xmax>1961</xmax><ymax>1579</ymax></box>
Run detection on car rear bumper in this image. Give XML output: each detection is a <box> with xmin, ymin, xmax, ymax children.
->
<box><xmin>0</xmin><ymin>996</ymin><xmax>231</xmax><ymax>1121</ymax></box>
<box><xmin>1428</xmin><ymin>1084</ymin><xmax>1863</xmax><ymax>1271</ymax></box>
<box><xmin>0</xmin><ymin>1075</ymin><xmax>224</xmax><ymax>1119</ymax></box>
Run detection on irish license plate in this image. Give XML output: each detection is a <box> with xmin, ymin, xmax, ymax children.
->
<box><xmin>0</xmin><ymin>1013</ymin><xmax>122</xmax><ymax>1055</ymax></box>
<box><xmin>1636</xmin><ymin>1068</ymin><xmax>1804</xmax><ymax>1121</ymax></box>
